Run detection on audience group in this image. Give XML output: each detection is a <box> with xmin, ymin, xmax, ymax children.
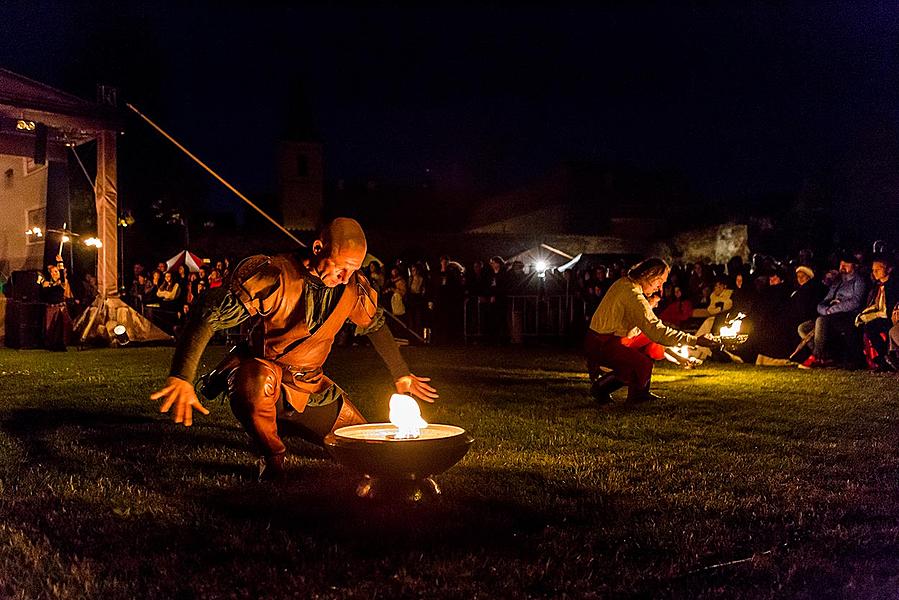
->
<box><xmin>123</xmin><ymin>243</ymin><xmax>899</xmax><ymax>373</ymax></box>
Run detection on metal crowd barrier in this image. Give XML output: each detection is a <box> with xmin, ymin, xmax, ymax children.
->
<box><xmin>463</xmin><ymin>294</ymin><xmax>589</xmax><ymax>342</ymax></box>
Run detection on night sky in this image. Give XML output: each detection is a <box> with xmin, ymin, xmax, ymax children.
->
<box><xmin>4</xmin><ymin>2</ymin><xmax>899</xmax><ymax>223</ymax></box>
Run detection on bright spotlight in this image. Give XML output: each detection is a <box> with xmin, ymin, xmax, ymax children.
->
<box><xmin>112</xmin><ymin>324</ymin><xmax>130</xmax><ymax>346</ymax></box>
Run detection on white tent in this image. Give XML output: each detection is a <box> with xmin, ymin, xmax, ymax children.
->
<box><xmin>165</xmin><ymin>250</ymin><xmax>204</xmax><ymax>273</ymax></box>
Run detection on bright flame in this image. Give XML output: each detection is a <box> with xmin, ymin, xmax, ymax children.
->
<box><xmin>389</xmin><ymin>394</ymin><xmax>428</xmax><ymax>439</ymax></box>
<box><xmin>719</xmin><ymin>312</ymin><xmax>746</xmax><ymax>338</ymax></box>
<box><xmin>84</xmin><ymin>237</ymin><xmax>103</xmax><ymax>248</ymax></box>
<box><xmin>26</xmin><ymin>227</ymin><xmax>43</xmax><ymax>237</ymax></box>
<box><xmin>61</xmin><ymin>235</ymin><xmax>70</xmax><ymax>243</ymax></box>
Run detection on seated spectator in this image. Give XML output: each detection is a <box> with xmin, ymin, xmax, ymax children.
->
<box><xmin>857</xmin><ymin>255</ymin><xmax>899</xmax><ymax>371</ymax></box>
<box><xmin>659</xmin><ymin>285</ymin><xmax>693</xmax><ymax>329</ymax></box>
<box><xmin>798</xmin><ymin>254</ymin><xmax>868</xmax><ymax>369</ymax></box>
<box><xmin>747</xmin><ymin>268</ymin><xmax>794</xmax><ymax>360</ymax></box>
<box><xmin>156</xmin><ymin>271</ymin><xmax>182</xmax><ymax>311</ymax></box>
<box><xmin>696</xmin><ymin>277</ymin><xmax>733</xmax><ymax>336</ymax></box>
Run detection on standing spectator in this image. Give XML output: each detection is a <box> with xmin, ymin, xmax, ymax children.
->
<box><xmin>208</xmin><ymin>268</ymin><xmax>223</xmax><ymax>289</ymax></box>
<box><xmin>130</xmin><ymin>273</ymin><xmax>151</xmax><ymax>311</ymax></box>
<box><xmin>39</xmin><ymin>255</ymin><xmax>73</xmax><ymax>351</ymax></box>
<box><xmin>156</xmin><ymin>271</ymin><xmax>182</xmax><ymax>311</ymax></box>
<box><xmin>406</xmin><ymin>262</ymin><xmax>429</xmax><ymax>336</ymax></box>
<box><xmin>486</xmin><ymin>256</ymin><xmax>509</xmax><ymax>344</ymax></box>
<box><xmin>434</xmin><ymin>255</ymin><xmax>464</xmax><ymax>343</ymax></box>
<box><xmin>384</xmin><ymin>266</ymin><xmax>408</xmax><ymax>324</ymax></box>
<box><xmin>368</xmin><ymin>261</ymin><xmax>386</xmax><ymax>294</ymax></box>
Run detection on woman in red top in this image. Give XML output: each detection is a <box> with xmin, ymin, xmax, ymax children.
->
<box><xmin>659</xmin><ymin>285</ymin><xmax>693</xmax><ymax>328</ymax></box>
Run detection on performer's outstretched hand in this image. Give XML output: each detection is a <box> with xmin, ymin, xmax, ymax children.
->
<box><xmin>150</xmin><ymin>376</ymin><xmax>210</xmax><ymax>427</ymax></box>
<box><xmin>395</xmin><ymin>373</ymin><xmax>439</xmax><ymax>403</ymax></box>
<box><xmin>695</xmin><ymin>334</ymin><xmax>720</xmax><ymax>348</ymax></box>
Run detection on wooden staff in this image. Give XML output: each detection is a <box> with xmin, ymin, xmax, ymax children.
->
<box><xmin>125</xmin><ymin>103</ymin><xmax>306</xmax><ymax>248</ymax></box>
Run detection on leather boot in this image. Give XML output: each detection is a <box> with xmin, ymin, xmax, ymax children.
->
<box><xmin>590</xmin><ymin>372</ymin><xmax>624</xmax><ymax>405</ymax></box>
<box><xmin>257</xmin><ymin>452</ymin><xmax>286</xmax><ymax>482</ymax></box>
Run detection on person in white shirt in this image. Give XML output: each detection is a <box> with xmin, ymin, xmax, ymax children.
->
<box><xmin>585</xmin><ymin>258</ymin><xmax>717</xmax><ymax>404</ymax></box>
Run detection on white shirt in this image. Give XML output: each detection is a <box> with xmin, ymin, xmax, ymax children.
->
<box><xmin>590</xmin><ymin>277</ymin><xmax>697</xmax><ymax>347</ymax></box>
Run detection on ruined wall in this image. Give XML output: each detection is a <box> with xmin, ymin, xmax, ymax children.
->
<box><xmin>652</xmin><ymin>223</ymin><xmax>749</xmax><ymax>264</ymax></box>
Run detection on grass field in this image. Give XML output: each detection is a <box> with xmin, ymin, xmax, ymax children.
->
<box><xmin>0</xmin><ymin>343</ymin><xmax>898</xmax><ymax>599</ymax></box>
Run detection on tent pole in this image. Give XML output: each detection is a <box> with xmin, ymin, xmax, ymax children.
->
<box><xmin>125</xmin><ymin>103</ymin><xmax>306</xmax><ymax>248</ymax></box>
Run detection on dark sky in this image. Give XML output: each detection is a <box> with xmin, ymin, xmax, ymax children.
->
<box><xmin>4</xmin><ymin>2</ymin><xmax>899</xmax><ymax>205</ymax></box>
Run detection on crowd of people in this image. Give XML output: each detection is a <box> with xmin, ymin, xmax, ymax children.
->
<box><xmin>122</xmin><ymin>242</ymin><xmax>899</xmax><ymax>373</ymax></box>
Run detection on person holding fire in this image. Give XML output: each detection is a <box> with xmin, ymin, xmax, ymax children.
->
<box><xmin>150</xmin><ymin>218</ymin><xmax>438</xmax><ymax>480</ymax></box>
<box><xmin>585</xmin><ymin>257</ymin><xmax>718</xmax><ymax>405</ymax></box>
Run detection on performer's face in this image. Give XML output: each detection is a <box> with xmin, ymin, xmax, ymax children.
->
<box><xmin>641</xmin><ymin>269</ymin><xmax>669</xmax><ymax>296</ymax></box>
<box><xmin>314</xmin><ymin>243</ymin><xmax>366</xmax><ymax>287</ymax></box>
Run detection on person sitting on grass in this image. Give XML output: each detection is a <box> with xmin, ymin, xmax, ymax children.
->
<box><xmin>584</xmin><ymin>258</ymin><xmax>718</xmax><ymax>405</ymax></box>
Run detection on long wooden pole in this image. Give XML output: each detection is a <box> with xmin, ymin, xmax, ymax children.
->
<box><xmin>125</xmin><ymin>103</ymin><xmax>306</xmax><ymax>248</ymax></box>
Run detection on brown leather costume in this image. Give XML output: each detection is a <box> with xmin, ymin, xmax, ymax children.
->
<box><xmin>218</xmin><ymin>253</ymin><xmax>380</xmax><ymax>458</ymax></box>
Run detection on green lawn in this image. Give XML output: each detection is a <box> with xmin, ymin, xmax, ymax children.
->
<box><xmin>0</xmin><ymin>344</ymin><xmax>898</xmax><ymax>599</ymax></box>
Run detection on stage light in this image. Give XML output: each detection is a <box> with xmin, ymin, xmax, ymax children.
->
<box><xmin>112</xmin><ymin>324</ymin><xmax>130</xmax><ymax>346</ymax></box>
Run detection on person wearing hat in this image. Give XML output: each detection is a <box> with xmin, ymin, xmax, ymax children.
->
<box><xmin>797</xmin><ymin>253</ymin><xmax>868</xmax><ymax>368</ymax></box>
<box><xmin>789</xmin><ymin>265</ymin><xmax>826</xmax><ymax>332</ymax></box>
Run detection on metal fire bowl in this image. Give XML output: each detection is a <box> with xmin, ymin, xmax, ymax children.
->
<box><xmin>324</xmin><ymin>423</ymin><xmax>474</xmax><ymax>501</ymax></box>
<box><xmin>712</xmin><ymin>333</ymin><xmax>749</xmax><ymax>351</ymax></box>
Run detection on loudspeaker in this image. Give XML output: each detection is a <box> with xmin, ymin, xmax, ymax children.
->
<box><xmin>10</xmin><ymin>270</ymin><xmax>42</xmax><ymax>302</ymax></box>
<box><xmin>5</xmin><ymin>301</ymin><xmax>44</xmax><ymax>349</ymax></box>
<box><xmin>34</xmin><ymin>123</ymin><xmax>47</xmax><ymax>165</ymax></box>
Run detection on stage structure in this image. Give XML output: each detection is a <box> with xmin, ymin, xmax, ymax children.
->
<box><xmin>0</xmin><ymin>68</ymin><xmax>169</xmax><ymax>345</ymax></box>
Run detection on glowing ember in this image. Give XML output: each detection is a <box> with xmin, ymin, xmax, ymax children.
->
<box><xmin>389</xmin><ymin>394</ymin><xmax>428</xmax><ymax>439</ymax></box>
<box><xmin>719</xmin><ymin>313</ymin><xmax>746</xmax><ymax>338</ymax></box>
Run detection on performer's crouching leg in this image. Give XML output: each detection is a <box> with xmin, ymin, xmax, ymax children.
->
<box><xmin>624</xmin><ymin>353</ymin><xmax>656</xmax><ymax>402</ymax></box>
<box><xmin>228</xmin><ymin>358</ymin><xmax>287</xmax><ymax>480</ymax></box>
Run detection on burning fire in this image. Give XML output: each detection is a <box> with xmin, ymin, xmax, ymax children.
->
<box><xmin>719</xmin><ymin>313</ymin><xmax>746</xmax><ymax>338</ymax></box>
<box><xmin>389</xmin><ymin>394</ymin><xmax>428</xmax><ymax>439</ymax></box>
<box><xmin>664</xmin><ymin>344</ymin><xmax>701</xmax><ymax>368</ymax></box>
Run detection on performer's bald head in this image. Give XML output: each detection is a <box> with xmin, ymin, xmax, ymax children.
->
<box><xmin>320</xmin><ymin>217</ymin><xmax>366</xmax><ymax>256</ymax></box>
<box><xmin>311</xmin><ymin>218</ymin><xmax>368</xmax><ymax>287</ymax></box>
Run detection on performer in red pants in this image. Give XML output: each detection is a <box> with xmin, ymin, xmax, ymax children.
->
<box><xmin>585</xmin><ymin>258</ymin><xmax>717</xmax><ymax>404</ymax></box>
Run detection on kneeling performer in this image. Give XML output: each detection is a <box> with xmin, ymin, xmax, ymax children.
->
<box><xmin>150</xmin><ymin>218</ymin><xmax>438</xmax><ymax>479</ymax></box>
<box><xmin>585</xmin><ymin>258</ymin><xmax>717</xmax><ymax>404</ymax></box>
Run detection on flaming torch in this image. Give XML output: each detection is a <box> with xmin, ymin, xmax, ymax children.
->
<box><xmin>324</xmin><ymin>394</ymin><xmax>474</xmax><ymax>501</ymax></box>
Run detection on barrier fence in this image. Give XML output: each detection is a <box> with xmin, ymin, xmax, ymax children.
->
<box><xmin>463</xmin><ymin>294</ymin><xmax>590</xmax><ymax>343</ymax></box>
